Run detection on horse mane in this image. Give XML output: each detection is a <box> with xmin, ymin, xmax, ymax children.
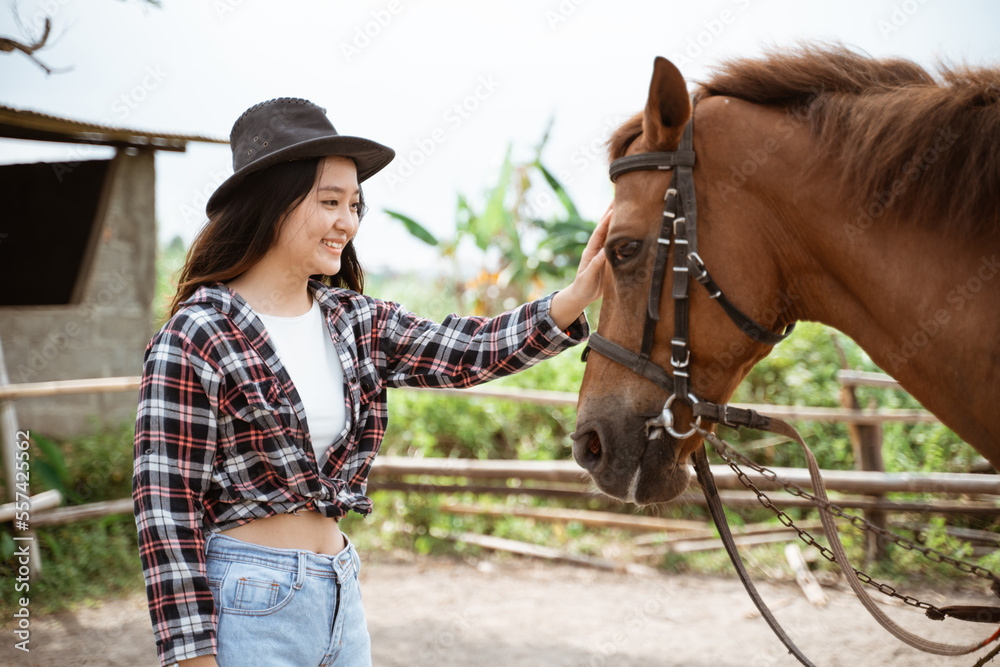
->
<box><xmin>608</xmin><ymin>113</ymin><xmax>644</xmax><ymax>165</ymax></box>
<box><xmin>694</xmin><ymin>44</ymin><xmax>1000</xmax><ymax>236</ymax></box>
<box><xmin>609</xmin><ymin>45</ymin><xmax>1000</xmax><ymax>236</ymax></box>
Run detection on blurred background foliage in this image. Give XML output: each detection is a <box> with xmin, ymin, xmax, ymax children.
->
<box><xmin>383</xmin><ymin>122</ymin><xmax>595</xmax><ymax>315</ymax></box>
<box><xmin>0</xmin><ymin>420</ymin><xmax>145</xmax><ymax>614</ymax></box>
<box><xmin>1</xmin><ymin>134</ymin><xmax>996</xmax><ymax>620</ymax></box>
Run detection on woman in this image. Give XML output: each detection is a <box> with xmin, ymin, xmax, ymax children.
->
<box><xmin>133</xmin><ymin>97</ymin><xmax>609</xmax><ymax>667</ymax></box>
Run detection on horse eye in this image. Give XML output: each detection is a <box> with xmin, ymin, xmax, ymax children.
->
<box><xmin>612</xmin><ymin>240</ymin><xmax>641</xmax><ymax>263</ymax></box>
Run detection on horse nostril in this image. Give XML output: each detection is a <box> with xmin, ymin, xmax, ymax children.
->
<box><xmin>588</xmin><ymin>433</ymin><xmax>602</xmax><ymax>456</ymax></box>
<box><xmin>581</xmin><ymin>432</ymin><xmax>603</xmax><ymax>469</ymax></box>
<box><xmin>571</xmin><ymin>428</ymin><xmax>603</xmax><ymax>473</ymax></box>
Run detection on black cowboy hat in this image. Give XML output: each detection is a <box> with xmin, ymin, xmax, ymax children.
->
<box><xmin>206</xmin><ymin>97</ymin><xmax>395</xmax><ymax>214</ymax></box>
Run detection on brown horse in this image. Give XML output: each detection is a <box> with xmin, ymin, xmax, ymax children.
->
<box><xmin>574</xmin><ymin>45</ymin><xmax>1000</xmax><ymax>505</ymax></box>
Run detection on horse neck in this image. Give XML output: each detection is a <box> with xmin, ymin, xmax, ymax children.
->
<box><xmin>773</xmin><ymin>179</ymin><xmax>1000</xmax><ymax>447</ymax></box>
<box><xmin>693</xmin><ymin>95</ymin><xmax>998</xmax><ymax>457</ymax></box>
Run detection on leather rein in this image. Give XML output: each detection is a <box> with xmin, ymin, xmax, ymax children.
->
<box><xmin>582</xmin><ymin>105</ymin><xmax>1000</xmax><ymax>665</ymax></box>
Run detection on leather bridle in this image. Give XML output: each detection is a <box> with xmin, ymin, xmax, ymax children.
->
<box><xmin>583</xmin><ymin>109</ymin><xmax>793</xmax><ymax>440</ymax></box>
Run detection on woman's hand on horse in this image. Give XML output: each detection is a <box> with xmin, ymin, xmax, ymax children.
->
<box><xmin>550</xmin><ymin>204</ymin><xmax>611</xmax><ymax>330</ymax></box>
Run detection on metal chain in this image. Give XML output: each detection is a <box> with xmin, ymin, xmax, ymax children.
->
<box><xmin>707</xmin><ymin>434</ymin><xmax>1000</xmax><ymax>616</ymax></box>
<box><xmin>712</xmin><ymin>435</ymin><xmax>1000</xmax><ymax>588</ymax></box>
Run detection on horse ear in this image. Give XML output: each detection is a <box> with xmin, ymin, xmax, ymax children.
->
<box><xmin>642</xmin><ymin>56</ymin><xmax>691</xmax><ymax>151</ymax></box>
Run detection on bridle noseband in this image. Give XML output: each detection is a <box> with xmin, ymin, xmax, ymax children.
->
<box><xmin>584</xmin><ymin>106</ymin><xmax>794</xmax><ymax>439</ymax></box>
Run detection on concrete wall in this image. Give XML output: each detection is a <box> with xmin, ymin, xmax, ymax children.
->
<box><xmin>0</xmin><ymin>148</ymin><xmax>157</xmax><ymax>438</ymax></box>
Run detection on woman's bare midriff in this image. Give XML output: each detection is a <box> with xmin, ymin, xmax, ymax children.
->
<box><xmin>219</xmin><ymin>510</ymin><xmax>346</xmax><ymax>556</ymax></box>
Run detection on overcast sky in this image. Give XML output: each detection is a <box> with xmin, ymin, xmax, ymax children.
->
<box><xmin>2</xmin><ymin>0</ymin><xmax>999</xmax><ymax>272</ymax></box>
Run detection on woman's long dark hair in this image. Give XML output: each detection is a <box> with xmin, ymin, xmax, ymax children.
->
<box><xmin>169</xmin><ymin>158</ymin><xmax>366</xmax><ymax>317</ymax></box>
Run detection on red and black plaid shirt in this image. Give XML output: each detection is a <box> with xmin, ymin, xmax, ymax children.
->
<box><xmin>132</xmin><ymin>279</ymin><xmax>588</xmax><ymax>665</ymax></box>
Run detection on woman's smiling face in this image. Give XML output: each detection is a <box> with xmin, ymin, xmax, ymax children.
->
<box><xmin>272</xmin><ymin>156</ymin><xmax>362</xmax><ymax>281</ymax></box>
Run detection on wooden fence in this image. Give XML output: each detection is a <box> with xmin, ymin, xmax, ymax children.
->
<box><xmin>1</xmin><ymin>370</ymin><xmax>997</xmax><ymax>577</ymax></box>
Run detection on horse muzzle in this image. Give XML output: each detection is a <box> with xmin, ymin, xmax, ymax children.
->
<box><xmin>571</xmin><ymin>417</ymin><xmax>693</xmax><ymax>505</ymax></box>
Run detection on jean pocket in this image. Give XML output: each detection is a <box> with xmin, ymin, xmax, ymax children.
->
<box><xmin>215</xmin><ymin>559</ymin><xmax>298</xmax><ymax>617</ymax></box>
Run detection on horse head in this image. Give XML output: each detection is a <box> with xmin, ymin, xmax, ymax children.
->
<box><xmin>573</xmin><ymin>56</ymin><xmax>800</xmax><ymax>504</ymax></box>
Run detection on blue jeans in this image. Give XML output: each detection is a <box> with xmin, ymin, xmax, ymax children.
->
<box><xmin>204</xmin><ymin>532</ymin><xmax>371</xmax><ymax>666</ymax></box>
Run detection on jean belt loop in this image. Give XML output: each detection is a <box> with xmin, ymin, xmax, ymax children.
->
<box><xmin>340</xmin><ymin>545</ymin><xmax>354</xmax><ymax>578</ymax></box>
<box><xmin>293</xmin><ymin>551</ymin><xmax>306</xmax><ymax>591</ymax></box>
<box><xmin>203</xmin><ymin>531</ymin><xmax>216</xmax><ymax>554</ymax></box>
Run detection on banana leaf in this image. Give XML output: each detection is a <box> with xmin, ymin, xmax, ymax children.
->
<box><xmin>383</xmin><ymin>209</ymin><xmax>439</xmax><ymax>246</ymax></box>
<box><xmin>533</xmin><ymin>161</ymin><xmax>582</xmax><ymax>222</ymax></box>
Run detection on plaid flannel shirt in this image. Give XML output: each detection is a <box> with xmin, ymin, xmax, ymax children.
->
<box><xmin>132</xmin><ymin>279</ymin><xmax>588</xmax><ymax>665</ymax></box>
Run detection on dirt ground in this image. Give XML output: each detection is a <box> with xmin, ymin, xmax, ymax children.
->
<box><xmin>2</xmin><ymin>553</ymin><xmax>997</xmax><ymax>667</ymax></box>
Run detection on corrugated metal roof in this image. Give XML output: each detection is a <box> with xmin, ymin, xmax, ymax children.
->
<box><xmin>0</xmin><ymin>103</ymin><xmax>228</xmax><ymax>152</ymax></box>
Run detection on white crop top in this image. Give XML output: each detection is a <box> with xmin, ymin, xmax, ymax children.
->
<box><xmin>257</xmin><ymin>297</ymin><xmax>347</xmax><ymax>462</ymax></box>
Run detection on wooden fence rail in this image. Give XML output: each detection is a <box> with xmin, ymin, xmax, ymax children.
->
<box><xmin>404</xmin><ymin>385</ymin><xmax>944</xmax><ymax>425</ymax></box>
<box><xmin>367</xmin><ymin>480</ymin><xmax>1000</xmax><ymax>515</ymax></box>
<box><xmin>370</xmin><ymin>456</ymin><xmax>1000</xmax><ymax>496</ymax></box>
<box><xmin>0</xmin><ymin>371</ymin><xmax>996</xmax><ymax>578</ymax></box>
<box><xmin>0</xmin><ymin>376</ymin><xmax>947</xmax><ymax>425</ymax></box>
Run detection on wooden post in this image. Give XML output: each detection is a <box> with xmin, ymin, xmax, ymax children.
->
<box><xmin>785</xmin><ymin>543</ymin><xmax>828</xmax><ymax>607</ymax></box>
<box><xmin>832</xmin><ymin>336</ymin><xmax>887</xmax><ymax>561</ymax></box>
<box><xmin>0</xmin><ymin>334</ymin><xmax>44</xmax><ymax>577</ymax></box>
<box><xmin>840</xmin><ymin>381</ymin><xmax>887</xmax><ymax>562</ymax></box>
